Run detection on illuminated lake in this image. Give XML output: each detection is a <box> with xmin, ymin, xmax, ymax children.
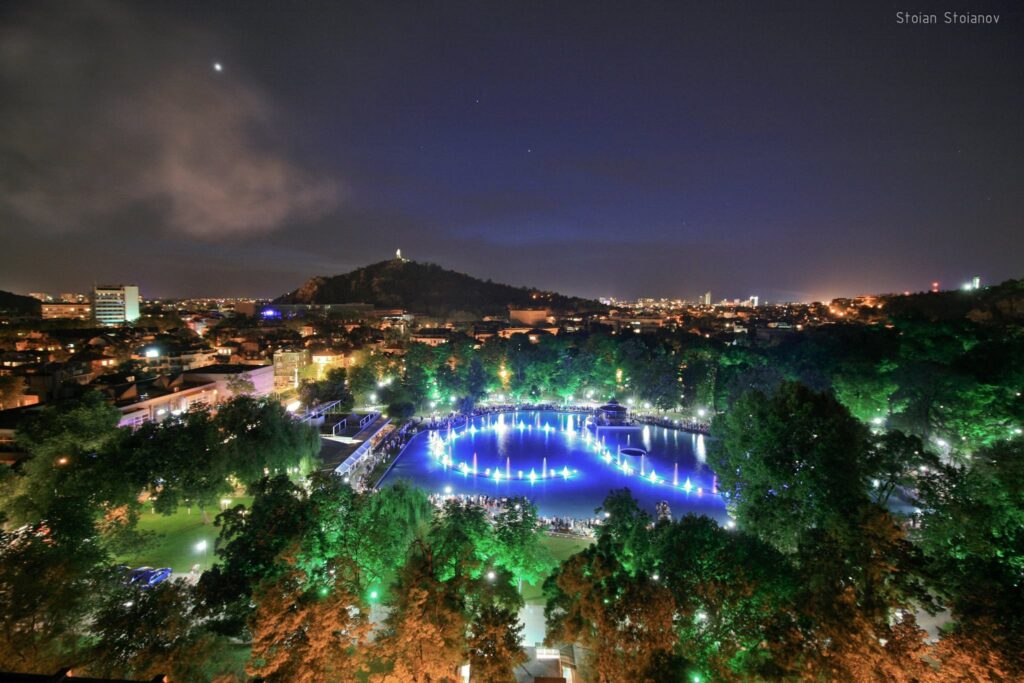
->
<box><xmin>380</xmin><ymin>410</ymin><xmax>727</xmax><ymax>521</ymax></box>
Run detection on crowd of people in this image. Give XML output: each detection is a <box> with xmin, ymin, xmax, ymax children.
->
<box><xmin>426</xmin><ymin>492</ymin><xmax>601</xmax><ymax>538</ymax></box>
<box><xmin>632</xmin><ymin>413</ymin><xmax>711</xmax><ymax>434</ymax></box>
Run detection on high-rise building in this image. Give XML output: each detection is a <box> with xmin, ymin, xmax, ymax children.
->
<box><xmin>972</xmin><ymin>276</ymin><xmax>981</xmax><ymax>290</ymax></box>
<box><xmin>749</xmin><ymin>296</ymin><xmax>759</xmax><ymax>307</ymax></box>
<box><xmin>93</xmin><ymin>285</ymin><xmax>141</xmax><ymax>325</ymax></box>
<box><xmin>701</xmin><ymin>291</ymin><xmax>712</xmax><ymax>306</ymax></box>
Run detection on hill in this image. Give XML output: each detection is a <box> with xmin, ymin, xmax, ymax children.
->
<box><xmin>0</xmin><ymin>290</ymin><xmax>41</xmax><ymax>316</ymax></box>
<box><xmin>883</xmin><ymin>278</ymin><xmax>1024</xmax><ymax>324</ymax></box>
<box><xmin>275</xmin><ymin>259</ymin><xmax>603</xmax><ymax>317</ymax></box>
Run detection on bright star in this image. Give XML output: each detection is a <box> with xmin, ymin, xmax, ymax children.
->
<box><xmin>213</xmin><ymin>62</ymin><xmax>223</xmax><ymax>72</ymax></box>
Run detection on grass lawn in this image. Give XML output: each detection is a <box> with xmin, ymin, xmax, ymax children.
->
<box><xmin>521</xmin><ymin>534</ymin><xmax>593</xmax><ymax>603</ymax></box>
<box><xmin>116</xmin><ymin>496</ymin><xmax>252</xmax><ymax>573</ymax></box>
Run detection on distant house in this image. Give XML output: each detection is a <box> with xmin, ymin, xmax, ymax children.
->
<box><xmin>411</xmin><ymin>327</ymin><xmax>452</xmax><ymax>346</ymax></box>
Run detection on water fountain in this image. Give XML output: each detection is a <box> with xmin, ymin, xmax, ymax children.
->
<box><xmin>472</xmin><ymin>452</ymin><xmax>478</xmax><ymax>474</ymax></box>
<box><xmin>542</xmin><ymin>456</ymin><xmax>547</xmax><ymax>479</ymax></box>
<box><xmin>673</xmin><ymin>462</ymin><xmax>679</xmax><ymax>487</ymax></box>
<box><xmin>506</xmin><ymin>457</ymin><xmax>511</xmax><ymax>479</ymax></box>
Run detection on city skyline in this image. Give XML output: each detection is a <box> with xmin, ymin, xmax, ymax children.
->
<box><xmin>2</xmin><ymin>1</ymin><xmax>1023</xmax><ymax>301</ymax></box>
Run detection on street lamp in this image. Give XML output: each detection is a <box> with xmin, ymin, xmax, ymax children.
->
<box><xmin>195</xmin><ymin>539</ymin><xmax>209</xmax><ymax>570</ymax></box>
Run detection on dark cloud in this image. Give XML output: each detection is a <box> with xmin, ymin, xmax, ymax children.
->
<box><xmin>0</xmin><ymin>0</ymin><xmax>341</xmax><ymax>239</ymax></box>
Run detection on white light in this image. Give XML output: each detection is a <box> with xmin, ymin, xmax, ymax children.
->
<box><xmin>486</xmin><ymin>571</ymin><xmax>496</xmax><ymax>581</ymax></box>
<box><xmin>145</xmin><ymin>348</ymin><xmax>159</xmax><ymax>358</ymax></box>
<box><xmin>195</xmin><ymin>540</ymin><xmax>208</xmax><ymax>553</ymax></box>
<box><xmin>444</xmin><ymin>485</ymin><xmax>452</xmax><ymax>494</ymax></box>
<box><xmin>871</xmin><ymin>417</ymin><xmax>883</xmax><ymax>426</ymax></box>
<box><xmin>213</xmin><ymin>62</ymin><xmax>223</xmax><ymax>72</ymax></box>
<box><xmin>286</xmin><ymin>400</ymin><xmax>301</xmax><ymax>413</ymax></box>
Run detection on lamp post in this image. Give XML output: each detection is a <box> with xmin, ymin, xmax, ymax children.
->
<box><xmin>195</xmin><ymin>539</ymin><xmax>209</xmax><ymax>570</ymax></box>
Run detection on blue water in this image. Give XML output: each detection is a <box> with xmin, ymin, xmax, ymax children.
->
<box><xmin>381</xmin><ymin>410</ymin><xmax>727</xmax><ymax>521</ymax></box>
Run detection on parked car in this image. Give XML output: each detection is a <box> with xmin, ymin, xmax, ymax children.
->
<box><xmin>127</xmin><ymin>566</ymin><xmax>153</xmax><ymax>585</ymax></box>
<box><xmin>144</xmin><ymin>567</ymin><xmax>173</xmax><ymax>587</ymax></box>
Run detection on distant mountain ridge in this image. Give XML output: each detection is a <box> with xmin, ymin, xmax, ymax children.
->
<box><xmin>275</xmin><ymin>259</ymin><xmax>603</xmax><ymax>317</ymax></box>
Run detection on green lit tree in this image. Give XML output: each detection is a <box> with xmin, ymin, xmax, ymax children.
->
<box><xmin>492</xmin><ymin>497</ymin><xmax>554</xmax><ymax>591</ymax></box>
<box><xmin>915</xmin><ymin>441</ymin><xmax>1024</xmax><ymax>673</ymax></box>
<box><xmin>214</xmin><ymin>396</ymin><xmax>320</xmax><ymax>483</ymax></box>
<box><xmin>708</xmin><ymin>382</ymin><xmax>870</xmax><ymax>552</ymax></box>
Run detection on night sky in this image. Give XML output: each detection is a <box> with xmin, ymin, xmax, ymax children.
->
<box><xmin>2</xmin><ymin>1</ymin><xmax>1022</xmax><ymax>302</ymax></box>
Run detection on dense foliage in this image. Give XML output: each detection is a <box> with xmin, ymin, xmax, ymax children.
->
<box><xmin>1</xmin><ymin>303</ymin><xmax>1023</xmax><ymax>681</ymax></box>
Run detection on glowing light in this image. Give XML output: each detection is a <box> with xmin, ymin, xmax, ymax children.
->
<box><xmin>285</xmin><ymin>400</ymin><xmax>301</xmax><ymax>413</ymax></box>
<box><xmin>682</xmin><ymin>477</ymin><xmax>693</xmax><ymax>493</ymax></box>
<box><xmin>562</xmin><ymin>466</ymin><xmax>570</xmax><ymax>479</ymax></box>
<box><xmin>213</xmin><ymin>62</ymin><xmax>223</xmax><ymax>72</ymax></box>
<box><xmin>528</xmin><ymin>469</ymin><xmax>537</xmax><ymax>482</ymax></box>
<box><xmin>648</xmin><ymin>469</ymin><xmax>658</xmax><ymax>483</ymax></box>
<box><xmin>444</xmin><ymin>485</ymin><xmax>453</xmax><ymax>494</ymax></box>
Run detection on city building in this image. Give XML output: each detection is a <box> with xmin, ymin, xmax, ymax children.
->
<box><xmin>93</xmin><ymin>285</ymin><xmax>141</xmax><ymax>325</ymax></box>
<box><xmin>701</xmin><ymin>291</ymin><xmax>712</xmax><ymax>306</ymax></box>
<box><xmin>137</xmin><ymin>343</ymin><xmax>217</xmax><ymax>374</ymax></box>
<box><xmin>41</xmin><ymin>302</ymin><xmax>93</xmax><ymax>320</ymax></box>
<box><xmin>411</xmin><ymin>328</ymin><xmax>452</xmax><ymax>346</ymax></box>
<box><xmin>273</xmin><ymin>348</ymin><xmax>311</xmax><ymax>390</ymax></box>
